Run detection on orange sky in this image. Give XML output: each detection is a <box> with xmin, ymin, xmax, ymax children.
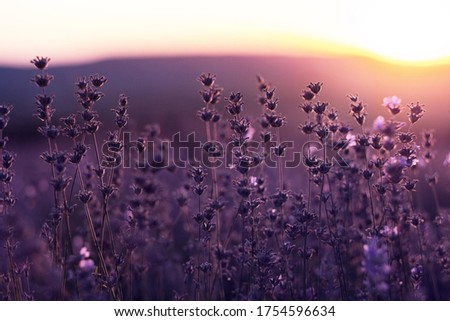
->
<box><xmin>2</xmin><ymin>0</ymin><xmax>450</xmax><ymax>67</ymax></box>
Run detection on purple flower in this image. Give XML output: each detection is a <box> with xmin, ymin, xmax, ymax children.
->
<box><xmin>198</xmin><ymin>73</ymin><xmax>216</xmax><ymax>87</ymax></box>
<box><xmin>444</xmin><ymin>152</ymin><xmax>450</xmax><ymax>167</ymax></box>
<box><xmin>372</xmin><ymin>116</ymin><xmax>385</xmax><ymax>131</ymax></box>
<box><xmin>383</xmin><ymin>96</ymin><xmax>402</xmax><ymax>115</ymax></box>
<box><xmin>33</xmin><ymin>74</ymin><xmax>54</xmax><ymax>88</ymax></box>
<box><xmin>30</xmin><ymin>56</ymin><xmax>50</xmax><ymax>70</ymax></box>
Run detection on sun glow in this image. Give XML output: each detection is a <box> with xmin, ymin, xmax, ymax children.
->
<box><xmin>1</xmin><ymin>0</ymin><xmax>450</xmax><ymax>66</ymax></box>
<box><xmin>331</xmin><ymin>1</ymin><xmax>450</xmax><ymax>65</ymax></box>
<box><xmin>270</xmin><ymin>0</ymin><xmax>450</xmax><ymax>65</ymax></box>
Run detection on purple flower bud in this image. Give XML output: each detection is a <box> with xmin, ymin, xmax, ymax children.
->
<box><xmin>30</xmin><ymin>56</ymin><xmax>50</xmax><ymax>70</ymax></box>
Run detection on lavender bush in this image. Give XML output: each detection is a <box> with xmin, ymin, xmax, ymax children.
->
<box><xmin>0</xmin><ymin>57</ymin><xmax>449</xmax><ymax>300</ymax></box>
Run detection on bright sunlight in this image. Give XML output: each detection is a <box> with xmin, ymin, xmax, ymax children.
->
<box><xmin>1</xmin><ymin>0</ymin><xmax>450</xmax><ymax>66</ymax></box>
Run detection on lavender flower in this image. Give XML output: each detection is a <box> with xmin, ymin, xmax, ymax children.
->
<box><xmin>362</xmin><ymin>237</ymin><xmax>390</xmax><ymax>298</ymax></box>
<box><xmin>383</xmin><ymin>96</ymin><xmax>402</xmax><ymax>115</ymax></box>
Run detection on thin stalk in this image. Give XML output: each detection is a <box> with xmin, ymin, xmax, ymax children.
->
<box><xmin>76</xmin><ymin>163</ymin><xmax>117</xmax><ymax>300</ymax></box>
<box><xmin>302</xmin><ymin>234</ymin><xmax>307</xmax><ymax>299</ymax></box>
<box><xmin>367</xmin><ymin>178</ymin><xmax>376</xmax><ymax>227</ymax></box>
<box><xmin>97</xmin><ymin>128</ymin><xmax>119</xmax><ymax>256</ymax></box>
<box><xmin>195</xmin><ymin>192</ymin><xmax>202</xmax><ymax>301</ymax></box>
<box><xmin>276</xmin><ymin>127</ymin><xmax>285</xmax><ymax>247</ymax></box>
<box><xmin>377</xmin><ymin>168</ymin><xmax>387</xmax><ymax>229</ymax></box>
<box><xmin>6</xmin><ymin>239</ymin><xmax>22</xmax><ymax>300</ymax></box>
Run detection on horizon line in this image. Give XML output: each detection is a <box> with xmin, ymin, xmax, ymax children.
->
<box><xmin>3</xmin><ymin>52</ymin><xmax>450</xmax><ymax>70</ymax></box>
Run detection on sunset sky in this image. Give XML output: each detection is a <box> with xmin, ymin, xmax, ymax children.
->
<box><xmin>2</xmin><ymin>0</ymin><xmax>450</xmax><ymax>67</ymax></box>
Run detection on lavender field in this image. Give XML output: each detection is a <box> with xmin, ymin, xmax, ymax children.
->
<box><xmin>0</xmin><ymin>56</ymin><xmax>449</xmax><ymax>301</ymax></box>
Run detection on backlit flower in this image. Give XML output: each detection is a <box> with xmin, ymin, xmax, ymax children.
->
<box><xmin>373</xmin><ymin>115</ymin><xmax>385</xmax><ymax>131</ymax></box>
<box><xmin>383</xmin><ymin>96</ymin><xmax>402</xmax><ymax>115</ymax></box>
<box><xmin>444</xmin><ymin>152</ymin><xmax>450</xmax><ymax>167</ymax></box>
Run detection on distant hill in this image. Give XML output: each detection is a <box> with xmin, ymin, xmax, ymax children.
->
<box><xmin>1</xmin><ymin>55</ymin><xmax>450</xmax><ymax>147</ymax></box>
